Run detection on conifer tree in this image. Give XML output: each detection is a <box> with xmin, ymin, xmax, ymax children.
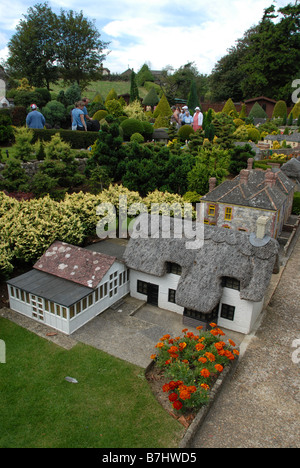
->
<box><xmin>130</xmin><ymin>71</ymin><xmax>139</xmax><ymax>103</ymax></box>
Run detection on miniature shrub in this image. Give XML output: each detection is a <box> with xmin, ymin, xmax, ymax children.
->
<box><xmin>105</xmin><ymin>99</ymin><xmax>124</xmax><ymax>118</ymax></box>
<box><xmin>31</xmin><ymin>129</ymin><xmax>100</xmax><ymax>149</ymax></box>
<box><xmin>233</xmin><ymin>118</ymin><xmax>244</xmax><ymax>127</ymax></box>
<box><xmin>123</xmin><ymin>101</ymin><xmax>145</xmax><ymax>121</ymax></box>
<box><xmin>247</xmin><ymin>126</ymin><xmax>261</xmax><ymax>143</ymax></box>
<box><xmin>64</xmin><ymin>84</ymin><xmax>81</xmax><ymax>106</ymax></box>
<box><xmin>272</xmin><ymin>100</ymin><xmax>287</xmax><ymax>119</ymax></box>
<box><xmin>142</xmin><ymin>121</ymin><xmax>154</xmax><ymax>140</ymax></box>
<box><xmin>105</xmin><ymin>88</ymin><xmax>118</xmax><ymax>104</ymax></box>
<box><xmin>93</xmin><ymin>109</ymin><xmax>108</xmax><ymax>121</ymax></box>
<box><xmin>248</xmin><ymin>102</ymin><xmax>268</xmax><ymax>119</ymax></box>
<box><xmin>142</xmin><ymin>86</ymin><xmax>159</xmax><ymax>108</ymax></box>
<box><xmin>289</xmin><ymin>99</ymin><xmax>300</xmax><ymax>119</ymax></box>
<box><xmin>150</xmin><ymin>325</ymin><xmax>239</xmax><ymax>414</ymax></box>
<box><xmin>120</xmin><ymin>118</ymin><xmax>144</xmax><ymax>139</ymax></box>
<box><xmin>153</xmin><ymin>114</ymin><xmax>170</xmax><ymax>129</ymax></box>
<box><xmin>153</xmin><ymin>94</ymin><xmax>172</xmax><ymax>118</ymax></box>
<box><xmin>178</xmin><ymin>124</ymin><xmax>195</xmax><ymax>141</ymax></box>
<box><xmin>222</xmin><ymin>98</ymin><xmax>238</xmax><ymax>117</ymax></box>
<box><xmin>292</xmin><ymin>192</ymin><xmax>300</xmax><ymax>215</ymax></box>
<box><xmin>13</xmin><ymin>127</ymin><xmax>34</xmax><ymax>161</ymax></box>
<box><xmin>42</xmin><ymin>100</ymin><xmax>67</xmax><ymax>127</ymax></box>
<box><xmin>130</xmin><ymin>132</ymin><xmax>144</xmax><ymax>143</ymax></box>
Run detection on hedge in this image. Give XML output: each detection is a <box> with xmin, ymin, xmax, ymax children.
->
<box><xmin>31</xmin><ymin>129</ymin><xmax>100</xmax><ymax>149</ymax></box>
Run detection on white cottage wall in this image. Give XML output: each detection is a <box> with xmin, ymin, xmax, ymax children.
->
<box><xmin>129</xmin><ymin>269</ymin><xmax>184</xmax><ymax>314</ymax></box>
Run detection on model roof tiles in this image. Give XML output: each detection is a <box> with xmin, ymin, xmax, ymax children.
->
<box><xmin>201</xmin><ymin>169</ymin><xmax>293</xmax><ymax>211</ymax></box>
<box><xmin>34</xmin><ymin>241</ymin><xmax>116</xmax><ymax>289</ymax></box>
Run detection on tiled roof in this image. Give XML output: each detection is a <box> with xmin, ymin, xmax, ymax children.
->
<box><xmin>201</xmin><ymin>169</ymin><xmax>294</xmax><ymax>211</ymax></box>
<box><xmin>34</xmin><ymin>241</ymin><xmax>116</xmax><ymax>289</ymax></box>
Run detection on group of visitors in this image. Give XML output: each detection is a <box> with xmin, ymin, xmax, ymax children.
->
<box><xmin>25</xmin><ymin>97</ymin><xmax>100</xmax><ymax>131</ymax></box>
<box><xmin>171</xmin><ymin>105</ymin><xmax>203</xmax><ymax>132</ymax></box>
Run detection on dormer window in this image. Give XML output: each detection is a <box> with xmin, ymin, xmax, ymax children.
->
<box><xmin>221</xmin><ymin>277</ymin><xmax>240</xmax><ymax>291</ymax></box>
<box><xmin>166</xmin><ymin>262</ymin><xmax>182</xmax><ymax>275</ymax></box>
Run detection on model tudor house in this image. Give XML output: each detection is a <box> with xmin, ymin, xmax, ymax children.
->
<box><xmin>7</xmin><ymin>213</ymin><xmax>279</xmax><ymax>336</ymax></box>
<box><xmin>200</xmin><ymin>159</ymin><xmax>295</xmax><ymax>239</ymax></box>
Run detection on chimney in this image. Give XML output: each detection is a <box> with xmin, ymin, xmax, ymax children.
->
<box><xmin>240</xmin><ymin>169</ymin><xmax>250</xmax><ymax>185</ymax></box>
<box><xmin>256</xmin><ymin>216</ymin><xmax>269</xmax><ymax>240</ymax></box>
<box><xmin>265</xmin><ymin>169</ymin><xmax>276</xmax><ymax>188</ymax></box>
<box><xmin>209</xmin><ymin>177</ymin><xmax>217</xmax><ymax>192</ymax></box>
<box><xmin>247</xmin><ymin>158</ymin><xmax>254</xmax><ymax>170</ymax></box>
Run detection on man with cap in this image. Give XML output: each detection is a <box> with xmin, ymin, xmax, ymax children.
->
<box><xmin>26</xmin><ymin>104</ymin><xmax>46</xmax><ymax>129</ymax></box>
<box><xmin>192</xmin><ymin>106</ymin><xmax>203</xmax><ymax>131</ymax></box>
<box><xmin>179</xmin><ymin>105</ymin><xmax>188</xmax><ymax>125</ymax></box>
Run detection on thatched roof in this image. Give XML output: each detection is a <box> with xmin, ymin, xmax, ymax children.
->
<box><xmin>123</xmin><ymin>215</ymin><xmax>279</xmax><ymax>314</ymax></box>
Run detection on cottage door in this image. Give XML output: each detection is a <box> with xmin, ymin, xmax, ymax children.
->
<box><xmin>147</xmin><ymin>284</ymin><xmax>159</xmax><ymax>306</ymax></box>
<box><xmin>31</xmin><ymin>295</ymin><xmax>44</xmax><ymax>322</ymax></box>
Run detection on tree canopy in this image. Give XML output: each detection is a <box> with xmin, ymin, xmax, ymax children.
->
<box><xmin>6</xmin><ymin>2</ymin><xmax>109</xmax><ymax>89</ymax></box>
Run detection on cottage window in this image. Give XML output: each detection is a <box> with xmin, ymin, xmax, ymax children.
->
<box><xmin>168</xmin><ymin>289</ymin><xmax>176</xmax><ymax>303</ymax></box>
<box><xmin>9</xmin><ymin>286</ymin><xmax>15</xmax><ymax>297</ymax></box>
<box><xmin>208</xmin><ymin>205</ymin><xmax>215</xmax><ymax>216</ymax></box>
<box><xmin>221</xmin><ymin>277</ymin><xmax>240</xmax><ymax>291</ymax></box>
<box><xmin>220</xmin><ymin>304</ymin><xmax>235</xmax><ymax>321</ymax></box>
<box><xmin>166</xmin><ymin>262</ymin><xmax>182</xmax><ymax>275</ymax></box>
<box><xmin>224</xmin><ymin>207</ymin><xmax>232</xmax><ymax>221</ymax></box>
<box><xmin>70</xmin><ymin>306</ymin><xmax>75</xmax><ymax>319</ymax></box>
<box><xmin>137</xmin><ymin>280</ymin><xmax>148</xmax><ymax>295</ymax></box>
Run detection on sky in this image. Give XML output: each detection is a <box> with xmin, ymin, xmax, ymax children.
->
<box><xmin>0</xmin><ymin>0</ymin><xmax>293</xmax><ymax>76</ymax></box>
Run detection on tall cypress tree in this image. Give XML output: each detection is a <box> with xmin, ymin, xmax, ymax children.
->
<box><xmin>130</xmin><ymin>71</ymin><xmax>139</xmax><ymax>103</ymax></box>
<box><xmin>187</xmin><ymin>79</ymin><xmax>200</xmax><ymax>111</ymax></box>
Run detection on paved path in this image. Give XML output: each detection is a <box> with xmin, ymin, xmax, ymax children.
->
<box><xmin>189</xmin><ymin>235</ymin><xmax>300</xmax><ymax>449</ymax></box>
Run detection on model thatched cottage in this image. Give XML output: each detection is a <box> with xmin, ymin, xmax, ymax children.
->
<box><xmin>124</xmin><ymin>214</ymin><xmax>279</xmax><ymax>334</ymax></box>
<box><xmin>201</xmin><ymin>159</ymin><xmax>294</xmax><ymax>239</ymax></box>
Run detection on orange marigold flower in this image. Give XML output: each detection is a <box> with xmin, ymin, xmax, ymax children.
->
<box><xmin>200</xmin><ymin>368</ymin><xmax>210</xmax><ymax>378</ymax></box>
<box><xmin>196</xmin><ymin>325</ymin><xmax>203</xmax><ymax>330</ymax></box>
<box><xmin>182</xmin><ymin>359</ymin><xmax>189</xmax><ymax>363</ymax></box>
<box><xmin>228</xmin><ymin>339</ymin><xmax>236</xmax><ymax>347</ymax></box>
<box><xmin>182</xmin><ymin>328</ymin><xmax>188</xmax><ymax>333</ymax></box>
<box><xmin>210</xmin><ymin>322</ymin><xmax>217</xmax><ymax>328</ymax></box>
<box><xmin>172</xmin><ymin>400</ymin><xmax>183</xmax><ymax>410</ymax></box>
<box><xmin>168</xmin><ymin>346</ymin><xmax>179</xmax><ymax>354</ymax></box>
<box><xmin>195</xmin><ymin>343</ymin><xmax>205</xmax><ymax>351</ymax></box>
<box><xmin>165</xmin><ymin>359</ymin><xmax>172</xmax><ymax>365</ymax></box>
<box><xmin>214</xmin><ymin>342</ymin><xmax>224</xmax><ymax>351</ymax></box>
<box><xmin>187</xmin><ymin>386</ymin><xmax>197</xmax><ymax>393</ymax></box>
<box><xmin>215</xmin><ymin>364</ymin><xmax>224</xmax><ymax>372</ymax></box>
<box><xmin>201</xmin><ymin>383</ymin><xmax>209</xmax><ymax>390</ymax></box>
<box><xmin>179</xmin><ymin>390</ymin><xmax>191</xmax><ymax>400</ymax></box>
<box><xmin>179</xmin><ymin>342</ymin><xmax>187</xmax><ymax>350</ymax></box>
<box><xmin>160</xmin><ymin>334</ymin><xmax>171</xmax><ymax>341</ymax></box>
<box><xmin>233</xmin><ymin>349</ymin><xmax>240</xmax><ymax>355</ymax></box>
<box><xmin>198</xmin><ymin>357</ymin><xmax>207</xmax><ymax>363</ymax></box>
<box><xmin>218</xmin><ymin>349</ymin><xmax>225</xmax><ymax>356</ymax></box>
<box><xmin>150</xmin><ymin>354</ymin><xmax>156</xmax><ymax>360</ymax></box>
<box><xmin>168</xmin><ymin>381</ymin><xmax>178</xmax><ymax>390</ymax></box>
<box><xmin>169</xmin><ymin>353</ymin><xmax>178</xmax><ymax>359</ymax></box>
<box><xmin>155</xmin><ymin>342</ymin><xmax>164</xmax><ymax>348</ymax></box>
<box><xmin>205</xmin><ymin>352</ymin><xmax>216</xmax><ymax>362</ymax></box>
<box><xmin>224</xmin><ymin>350</ymin><xmax>235</xmax><ymax>360</ymax></box>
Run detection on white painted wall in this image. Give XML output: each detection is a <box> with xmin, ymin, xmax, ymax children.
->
<box><xmin>129</xmin><ymin>269</ymin><xmax>184</xmax><ymax>314</ymax></box>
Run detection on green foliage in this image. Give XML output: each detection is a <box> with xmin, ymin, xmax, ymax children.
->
<box><xmin>229</xmin><ymin>143</ymin><xmax>255</xmax><ymax>175</ymax></box>
<box><xmin>290</xmin><ymin>100</ymin><xmax>300</xmax><ymax>119</ymax></box>
<box><xmin>272</xmin><ymin>100</ymin><xmax>287</xmax><ymax>118</ymax></box>
<box><xmin>31</xmin><ymin>128</ymin><xmax>100</xmax><ymax>149</ymax></box>
<box><xmin>105</xmin><ymin>88</ymin><xmax>118</xmax><ymax>104</ymax></box>
<box><xmin>64</xmin><ymin>84</ymin><xmax>81</xmax><ymax>105</ymax></box>
<box><xmin>136</xmin><ymin>64</ymin><xmax>154</xmax><ymax>86</ymax></box>
<box><xmin>247</xmin><ymin>126</ymin><xmax>261</xmax><ymax>142</ymax></box>
<box><xmin>187</xmin><ymin>145</ymin><xmax>231</xmax><ymax>195</ymax></box>
<box><xmin>222</xmin><ymin>98</ymin><xmax>238</xmax><ymax>117</ymax></box>
<box><xmin>178</xmin><ymin>124</ymin><xmax>195</xmax><ymax>141</ymax></box>
<box><xmin>248</xmin><ymin>102</ymin><xmax>268</xmax><ymax>119</ymax></box>
<box><xmin>105</xmin><ymin>99</ymin><xmax>124</xmax><ymax>118</ymax></box>
<box><xmin>0</xmin><ymin>157</ymin><xmax>29</xmax><ymax>192</ymax></box>
<box><xmin>42</xmin><ymin>100</ymin><xmax>67</xmax><ymax>127</ymax></box>
<box><xmin>13</xmin><ymin>127</ymin><xmax>34</xmax><ymax>161</ymax></box>
<box><xmin>292</xmin><ymin>192</ymin><xmax>300</xmax><ymax>215</ymax></box>
<box><xmin>120</xmin><ymin>118</ymin><xmax>144</xmax><ymax>139</ymax></box>
<box><xmin>93</xmin><ymin>109</ymin><xmax>108</xmax><ymax>121</ymax></box>
<box><xmin>130</xmin><ymin>71</ymin><xmax>139</xmax><ymax>103</ymax></box>
<box><xmin>212</xmin><ymin>113</ymin><xmax>235</xmax><ymax>148</ymax></box>
<box><xmin>187</xmin><ymin>80</ymin><xmax>200</xmax><ymax>111</ymax></box>
<box><xmin>142</xmin><ymin>87</ymin><xmax>159</xmax><ymax>108</ymax></box>
<box><xmin>153</xmin><ymin>114</ymin><xmax>170</xmax><ymax>129</ymax></box>
<box><xmin>130</xmin><ymin>132</ymin><xmax>144</xmax><ymax>143</ymax></box>
<box><xmin>153</xmin><ymin>94</ymin><xmax>172</xmax><ymax>118</ymax></box>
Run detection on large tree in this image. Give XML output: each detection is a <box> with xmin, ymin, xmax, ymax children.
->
<box><xmin>56</xmin><ymin>9</ymin><xmax>109</xmax><ymax>88</ymax></box>
<box><xmin>6</xmin><ymin>2</ymin><xmax>109</xmax><ymax>89</ymax></box>
<box><xmin>7</xmin><ymin>3</ymin><xmax>59</xmax><ymax>89</ymax></box>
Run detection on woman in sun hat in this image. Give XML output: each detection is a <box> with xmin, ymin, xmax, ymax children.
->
<box><xmin>192</xmin><ymin>106</ymin><xmax>203</xmax><ymax>131</ymax></box>
<box><xmin>26</xmin><ymin>103</ymin><xmax>46</xmax><ymax>129</ymax></box>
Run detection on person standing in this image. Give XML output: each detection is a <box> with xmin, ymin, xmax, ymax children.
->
<box><xmin>26</xmin><ymin>104</ymin><xmax>46</xmax><ymax>129</ymax></box>
<box><xmin>181</xmin><ymin>109</ymin><xmax>193</xmax><ymax>126</ymax></box>
<box><xmin>170</xmin><ymin>106</ymin><xmax>180</xmax><ymax>129</ymax></box>
<box><xmin>71</xmin><ymin>101</ymin><xmax>87</xmax><ymax>131</ymax></box>
<box><xmin>193</xmin><ymin>107</ymin><xmax>203</xmax><ymax>131</ymax></box>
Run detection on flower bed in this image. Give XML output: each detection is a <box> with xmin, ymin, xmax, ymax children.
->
<box><xmin>149</xmin><ymin>324</ymin><xmax>239</xmax><ymax>419</ymax></box>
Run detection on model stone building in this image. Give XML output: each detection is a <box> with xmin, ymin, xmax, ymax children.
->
<box><xmin>200</xmin><ymin>159</ymin><xmax>294</xmax><ymax>238</ymax></box>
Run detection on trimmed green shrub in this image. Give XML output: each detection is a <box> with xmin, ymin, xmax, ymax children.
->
<box><xmin>153</xmin><ymin>94</ymin><xmax>172</xmax><ymax>118</ymax></box>
<box><xmin>178</xmin><ymin>124</ymin><xmax>195</xmax><ymax>141</ymax></box>
<box><xmin>143</xmin><ymin>87</ymin><xmax>159</xmax><ymax>108</ymax></box>
<box><xmin>272</xmin><ymin>100</ymin><xmax>287</xmax><ymax>118</ymax></box>
<box><xmin>248</xmin><ymin>102</ymin><xmax>268</xmax><ymax>119</ymax></box>
<box><xmin>142</xmin><ymin>121</ymin><xmax>154</xmax><ymax>140</ymax></box>
<box><xmin>130</xmin><ymin>132</ymin><xmax>144</xmax><ymax>143</ymax></box>
<box><xmin>31</xmin><ymin>129</ymin><xmax>100</xmax><ymax>149</ymax></box>
<box><xmin>64</xmin><ymin>84</ymin><xmax>81</xmax><ymax>106</ymax></box>
<box><xmin>222</xmin><ymin>98</ymin><xmax>238</xmax><ymax>117</ymax></box>
<box><xmin>93</xmin><ymin>109</ymin><xmax>108</xmax><ymax>121</ymax></box>
<box><xmin>105</xmin><ymin>88</ymin><xmax>118</xmax><ymax>104</ymax></box>
<box><xmin>120</xmin><ymin>118</ymin><xmax>144</xmax><ymax>139</ymax></box>
<box><xmin>247</xmin><ymin>126</ymin><xmax>261</xmax><ymax>142</ymax></box>
<box><xmin>42</xmin><ymin>100</ymin><xmax>67</xmax><ymax>127</ymax></box>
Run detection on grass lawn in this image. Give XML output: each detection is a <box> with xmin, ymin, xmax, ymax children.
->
<box><xmin>0</xmin><ymin>317</ymin><xmax>183</xmax><ymax>448</ymax></box>
<box><xmin>50</xmin><ymin>80</ymin><xmax>148</xmax><ymax>101</ymax></box>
